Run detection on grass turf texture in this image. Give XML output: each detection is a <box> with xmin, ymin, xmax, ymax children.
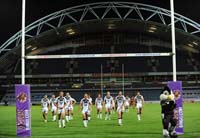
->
<box><xmin>0</xmin><ymin>103</ymin><xmax>199</xmax><ymax>138</ymax></box>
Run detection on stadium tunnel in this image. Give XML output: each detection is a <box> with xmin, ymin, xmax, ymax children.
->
<box><xmin>0</xmin><ymin>2</ymin><xmax>200</xmax><ymax>104</ymax></box>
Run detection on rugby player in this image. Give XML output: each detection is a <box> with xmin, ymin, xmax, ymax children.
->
<box><xmin>125</xmin><ymin>95</ymin><xmax>130</xmax><ymax>112</ymax></box>
<box><xmin>134</xmin><ymin>90</ymin><xmax>145</xmax><ymax>121</ymax></box>
<box><xmin>103</xmin><ymin>91</ymin><xmax>114</xmax><ymax>120</ymax></box>
<box><xmin>65</xmin><ymin>92</ymin><xmax>72</xmax><ymax>122</ymax></box>
<box><xmin>41</xmin><ymin>95</ymin><xmax>50</xmax><ymax>123</ymax></box>
<box><xmin>95</xmin><ymin>94</ymin><xmax>103</xmax><ymax>119</ymax></box>
<box><xmin>49</xmin><ymin>94</ymin><xmax>57</xmax><ymax>121</ymax></box>
<box><xmin>115</xmin><ymin>91</ymin><xmax>125</xmax><ymax>126</ymax></box>
<box><xmin>80</xmin><ymin>93</ymin><xmax>92</xmax><ymax>127</ymax></box>
<box><xmin>54</xmin><ymin>91</ymin><xmax>67</xmax><ymax>128</ymax></box>
<box><xmin>69</xmin><ymin>95</ymin><xmax>76</xmax><ymax>120</ymax></box>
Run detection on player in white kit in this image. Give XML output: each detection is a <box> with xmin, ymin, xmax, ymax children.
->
<box><xmin>49</xmin><ymin>94</ymin><xmax>57</xmax><ymax>121</ymax></box>
<box><xmin>95</xmin><ymin>94</ymin><xmax>103</xmax><ymax>119</ymax></box>
<box><xmin>80</xmin><ymin>93</ymin><xmax>92</xmax><ymax>127</ymax></box>
<box><xmin>115</xmin><ymin>91</ymin><xmax>125</xmax><ymax>126</ymax></box>
<box><xmin>65</xmin><ymin>92</ymin><xmax>72</xmax><ymax>122</ymax></box>
<box><xmin>87</xmin><ymin>94</ymin><xmax>92</xmax><ymax>121</ymax></box>
<box><xmin>54</xmin><ymin>91</ymin><xmax>67</xmax><ymax>128</ymax></box>
<box><xmin>134</xmin><ymin>91</ymin><xmax>145</xmax><ymax>121</ymax></box>
<box><xmin>125</xmin><ymin>95</ymin><xmax>130</xmax><ymax>112</ymax></box>
<box><xmin>41</xmin><ymin>95</ymin><xmax>50</xmax><ymax>123</ymax></box>
<box><xmin>69</xmin><ymin>96</ymin><xmax>76</xmax><ymax>120</ymax></box>
<box><xmin>104</xmin><ymin>91</ymin><xmax>114</xmax><ymax>120</ymax></box>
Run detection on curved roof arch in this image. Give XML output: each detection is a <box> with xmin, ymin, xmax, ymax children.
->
<box><xmin>1</xmin><ymin>1</ymin><xmax>200</xmax><ymax>56</ymax></box>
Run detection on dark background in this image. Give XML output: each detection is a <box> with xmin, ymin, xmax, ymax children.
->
<box><xmin>0</xmin><ymin>0</ymin><xmax>200</xmax><ymax>45</ymax></box>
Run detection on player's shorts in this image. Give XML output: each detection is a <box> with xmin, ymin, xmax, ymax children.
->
<box><xmin>125</xmin><ymin>102</ymin><xmax>130</xmax><ymax>107</ymax></box>
<box><xmin>105</xmin><ymin>104</ymin><xmax>112</xmax><ymax>110</ymax></box>
<box><xmin>42</xmin><ymin>107</ymin><xmax>48</xmax><ymax>113</ymax></box>
<box><xmin>117</xmin><ymin>106</ymin><xmax>125</xmax><ymax>112</ymax></box>
<box><xmin>57</xmin><ymin>108</ymin><xmax>65</xmax><ymax>114</ymax></box>
<box><xmin>65</xmin><ymin>106</ymin><xmax>71</xmax><ymax>111</ymax></box>
<box><xmin>68</xmin><ymin>105</ymin><xmax>73</xmax><ymax>111</ymax></box>
<box><xmin>51</xmin><ymin>106</ymin><xmax>57</xmax><ymax>112</ymax></box>
<box><xmin>82</xmin><ymin>108</ymin><xmax>89</xmax><ymax>115</ymax></box>
<box><xmin>136</xmin><ymin>103</ymin><xmax>142</xmax><ymax>109</ymax></box>
<box><xmin>96</xmin><ymin>105</ymin><xmax>102</xmax><ymax>110</ymax></box>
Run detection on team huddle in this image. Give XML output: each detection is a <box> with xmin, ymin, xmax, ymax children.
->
<box><xmin>41</xmin><ymin>90</ymin><xmax>145</xmax><ymax>128</ymax></box>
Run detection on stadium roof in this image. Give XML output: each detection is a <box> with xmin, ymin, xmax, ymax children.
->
<box><xmin>0</xmin><ymin>2</ymin><xmax>200</xmax><ymax>73</ymax></box>
<box><xmin>1</xmin><ymin>0</ymin><xmax>200</xmax><ymax>45</ymax></box>
<box><xmin>1</xmin><ymin>2</ymin><xmax>200</xmax><ymax>54</ymax></box>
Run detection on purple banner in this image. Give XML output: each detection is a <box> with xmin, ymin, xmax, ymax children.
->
<box><xmin>168</xmin><ymin>81</ymin><xmax>184</xmax><ymax>135</ymax></box>
<box><xmin>15</xmin><ymin>84</ymin><xmax>31</xmax><ymax>137</ymax></box>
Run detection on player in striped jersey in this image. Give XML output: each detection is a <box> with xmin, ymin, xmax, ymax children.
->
<box><xmin>69</xmin><ymin>96</ymin><xmax>76</xmax><ymax>120</ymax></box>
<box><xmin>65</xmin><ymin>92</ymin><xmax>72</xmax><ymax>122</ymax></box>
<box><xmin>54</xmin><ymin>91</ymin><xmax>67</xmax><ymax>128</ymax></box>
<box><xmin>80</xmin><ymin>93</ymin><xmax>92</xmax><ymax>127</ymax></box>
<box><xmin>104</xmin><ymin>91</ymin><xmax>114</xmax><ymax>120</ymax></box>
<box><xmin>125</xmin><ymin>95</ymin><xmax>130</xmax><ymax>112</ymax></box>
<box><xmin>95</xmin><ymin>94</ymin><xmax>103</xmax><ymax>119</ymax></box>
<box><xmin>134</xmin><ymin>90</ymin><xmax>145</xmax><ymax>121</ymax></box>
<box><xmin>49</xmin><ymin>94</ymin><xmax>57</xmax><ymax>121</ymax></box>
<box><xmin>41</xmin><ymin>95</ymin><xmax>50</xmax><ymax>123</ymax></box>
<box><xmin>115</xmin><ymin>91</ymin><xmax>125</xmax><ymax>126</ymax></box>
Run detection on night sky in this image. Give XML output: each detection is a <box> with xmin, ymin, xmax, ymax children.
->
<box><xmin>0</xmin><ymin>0</ymin><xmax>200</xmax><ymax>45</ymax></box>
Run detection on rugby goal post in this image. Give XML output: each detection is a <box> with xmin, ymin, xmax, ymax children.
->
<box><xmin>16</xmin><ymin>0</ymin><xmax>181</xmax><ymax>136</ymax></box>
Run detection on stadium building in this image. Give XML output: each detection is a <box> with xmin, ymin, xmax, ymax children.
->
<box><xmin>0</xmin><ymin>2</ymin><xmax>200</xmax><ymax>104</ymax></box>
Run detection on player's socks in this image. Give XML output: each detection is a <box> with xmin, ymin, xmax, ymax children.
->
<box><xmin>70</xmin><ymin>115</ymin><xmax>73</xmax><ymax>120</ymax></box>
<box><xmin>163</xmin><ymin>129</ymin><xmax>169</xmax><ymax>137</ymax></box>
<box><xmin>83</xmin><ymin>119</ymin><xmax>87</xmax><ymax>127</ymax></box>
<box><xmin>58</xmin><ymin>120</ymin><xmax>61</xmax><ymax>128</ymax></box>
<box><xmin>88</xmin><ymin>115</ymin><xmax>91</xmax><ymax>121</ymax></box>
<box><xmin>53</xmin><ymin>115</ymin><xmax>56</xmax><ymax>121</ymax></box>
<box><xmin>105</xmin><ymin>112</ymin><xmax>108</xmax><ymax>120</ymax></box>
<box><xmin>108</xmin><ymin>112</ymin><xmax>111</xmax><ymax>120</ymax></box>
<box><xmin>97</xmin><ymin>111</ymin><xmax>99</xmax><ymax>118</ymax></box>
<box><xmin>66</xmin><ymin>116</ymin><xmax>69</xmax><ymax>122</ymax></box>
<box><xmin>62</xmin><ymin>119</ymin><xmax>65</xmax><ymax>128</ymax></box>
<box><xmin>83</xmin><ymin>119</ymin><xmax>85</xmax><ymax>126</ymax></box>
<box><xmin>137</xmin><ymin>114</ymin><xmax>141</xmax><ymax>121</ymax></box>
<box><xmin>100</xmin><ymin>113</ymin><xmax>102</xmax><ymax>119</ymax></box>
<box><xmin>118</xmin><ymin>118</ymin><xmax>122</xmax><ymax>125</ymax></box>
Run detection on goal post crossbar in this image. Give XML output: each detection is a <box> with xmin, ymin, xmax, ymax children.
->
<box><xmin>26</xmin><ymin>53</ymin><xmax>172</xmax><ymax>59</ymax></box>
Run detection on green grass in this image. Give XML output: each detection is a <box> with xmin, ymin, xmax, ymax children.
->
<box><xmin>0</xmin><ymin>103</ymin><xmax>200</xmax><ymax>138</ymax></box>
